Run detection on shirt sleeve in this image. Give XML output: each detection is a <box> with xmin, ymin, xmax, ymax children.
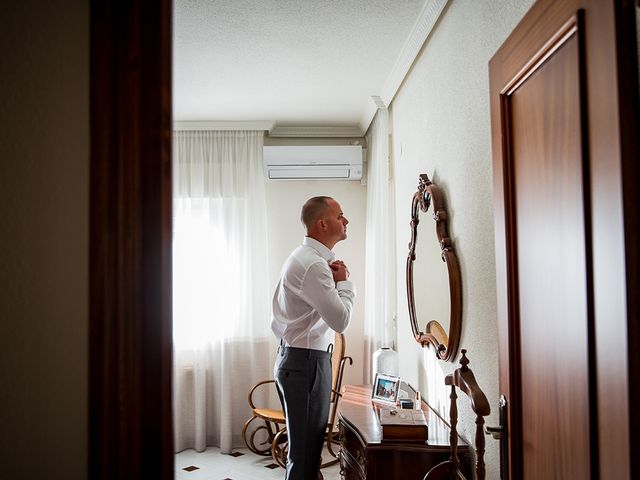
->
<box><xmin>298</xmin><ymin>261</ymin><xmax>356</xmax><ymax>333</ymax></box>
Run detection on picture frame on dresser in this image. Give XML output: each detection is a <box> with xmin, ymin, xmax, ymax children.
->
<box><xmin>371</xmin><ymin>373</ymin><xmax>401</xmax><ymax>405</ymax></box>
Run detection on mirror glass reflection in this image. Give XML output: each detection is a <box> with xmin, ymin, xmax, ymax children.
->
<box><xmin>414</xmin><ymin>209</ymin><xmax>450</xmax><ymax>344</ymax></box>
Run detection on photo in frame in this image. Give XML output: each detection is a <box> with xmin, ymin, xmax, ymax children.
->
<box><xmin>371</xmin><ymin>373</ymin><xmax>401</xmax><ymax>405</ymax></box>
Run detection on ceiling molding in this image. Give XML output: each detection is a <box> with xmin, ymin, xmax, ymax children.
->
<box><xmin>381</xmin><ymin>0</ymin><xmax>449</xmax><ymax>105</ymax></box>
<box><xmin>371</xmin><ymin>95</ymin><xmax>388</xmax><ymax>109</ymax></box>
<box><xmin>172</xmin><ymin>122</ymin><xmax>363</xmax><ymax>137</ymax></box>
<box><xmin>172</xmin><ymin>120</ymin><xmax>275</xmax><ymax>131</ymax></box>
<box><xmin>359</xmin><ymin>101</ymin><xmax>380</xmax><ymax>136</ymax></box>
<box><xmin>359</xmin><ymin>0</ymin><xmax>449</xmax><ymax>133</ymax></box>
<box><xmin>269</xmin><ymin>126</ymin><xmax>364</xmax><ymax>137</ymax></box>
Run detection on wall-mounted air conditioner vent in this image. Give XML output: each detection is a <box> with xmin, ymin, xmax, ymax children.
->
<box><xmin>263</xmin><ymin>145</ymin><xmax>363</xmax><ymax>180</ymax></box>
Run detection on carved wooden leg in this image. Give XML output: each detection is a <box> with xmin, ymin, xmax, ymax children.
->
<box><xmin>448</xmin><ymin>385</ymin><xmax>460</xmax><ymax>475</ymax></box>
<box><xmin>475</xmin><ymin>414</ymin><xmax>486</xmax><ymax>480</ymax></box>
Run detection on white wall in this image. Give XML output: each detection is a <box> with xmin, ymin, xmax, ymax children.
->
<box><xmin>265</xmin><ymin>179</ymin><xmax>367</xmax><ymax>387</ymax></box>
<box><xmin>387</xmin><ymin>1</ymin><xmax>534</xmax><ymax>478</ymax></box>
<box><xmin>0</xmin><ymin>1</ymin><xmax>89</xmax><ymax>478</ymax></box>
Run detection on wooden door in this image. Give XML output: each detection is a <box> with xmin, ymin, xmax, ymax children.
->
<box><xmin>90</xmin><ymin>1</ymin><xmax>174</xmax><ymax>478</ymax></box>
<box><xmin>490</xmin><ymin>0</ymin><xmax>639</xmax><ymax>479</ymax></box>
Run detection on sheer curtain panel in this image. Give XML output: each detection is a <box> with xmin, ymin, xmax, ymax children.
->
<box><xmin>363</xmin><ymin>109</ymin><xmax>396</xmax><ymax>383</ymax></box>
<box><xmin>172</xmin><ymin>130</ymin><xmax>272</xmax><ymax>453</ymax></box>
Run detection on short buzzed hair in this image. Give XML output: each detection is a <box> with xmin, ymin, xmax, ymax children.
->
<box><xmin>301</xmin><ymin>196</ymin><xmax>333</xmax><ymax>231</ymax></box>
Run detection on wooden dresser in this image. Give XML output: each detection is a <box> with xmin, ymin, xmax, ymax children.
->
<box><xmin>337</xmin><ymin>385</ymin><xmax>472</xmax><ymax>480</ymax></box>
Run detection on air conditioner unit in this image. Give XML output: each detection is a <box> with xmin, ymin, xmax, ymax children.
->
<box><xmin>263</xmin><ymin>145</ymin><xmax>363</xmax><ymax>180</ymax></box>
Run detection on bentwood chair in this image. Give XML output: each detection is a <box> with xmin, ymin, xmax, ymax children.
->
<box><xmin>241</xmin><ymin>332</ymin><xmax>352</xmax><ymax>469</ymax></box>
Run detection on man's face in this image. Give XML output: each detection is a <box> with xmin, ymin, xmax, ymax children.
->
<box><xmin>322</xmin><ymin>199</ymin><xmax>349</xmax><ymax>243</ymax></box>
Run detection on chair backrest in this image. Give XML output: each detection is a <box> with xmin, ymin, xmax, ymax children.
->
<box><xmin>423</xmin><ymin>349</ymin><xmax>490</xmax><ymax>480</ymax></box>
<box><xmin>328</xmin><ymin>332</ymin><xmax>352</xmax><ymax>421</ymax></box>
<box><xmin>331</xmin><ymin>332</ymin><xmax>346</xmax><ymax>397</ymax></box>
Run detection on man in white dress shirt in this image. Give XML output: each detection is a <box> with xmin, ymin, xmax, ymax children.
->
<box><xmin>271</xmin><ymin>196</ymin><xmax>356</xmax><ymax>480</ymax></box>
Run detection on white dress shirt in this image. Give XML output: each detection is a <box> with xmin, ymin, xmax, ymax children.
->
<box><xmin>271</xmin><ymin>237</ymin><xmax>356</xmax><ymax>351</ymax></box>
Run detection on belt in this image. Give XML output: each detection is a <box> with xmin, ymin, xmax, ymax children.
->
<box><xmin>278</xmin><ymin>342</ymin><xmax>333</xmax><ymax>358</ymax></box>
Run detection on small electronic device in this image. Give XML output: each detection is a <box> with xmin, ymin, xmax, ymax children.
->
<box><xmin>399</xmin><ymin>399</ymin><xmax>415</xmax><ymax>409</ymax></box>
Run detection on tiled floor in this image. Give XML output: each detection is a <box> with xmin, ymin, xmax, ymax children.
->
<box><xmin>175</xmin><ymin>446</ymin><xmax>342</xmax><ymax>480</ymax></box>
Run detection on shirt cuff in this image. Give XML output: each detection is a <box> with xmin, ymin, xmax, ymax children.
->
<box><xmin>336</xmin><ymin>280</ymin><xmax>355</xmax><ymax>292</ymax></box>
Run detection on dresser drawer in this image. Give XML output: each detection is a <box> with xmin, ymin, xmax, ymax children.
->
<box><xmin>337</xmin><ymin>385</ymin><xmax>472</xmax><ymax>479</ymax></box>
<box><xmin>339</xmin><ymin>420</ymin><xmax>367</xmax><ymax>480</ymax></box>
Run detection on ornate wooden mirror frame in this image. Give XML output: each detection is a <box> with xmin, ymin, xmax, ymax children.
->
<box><xmin>406</xmin><ymin>173</ymin><xmax>462</xmax><ymax>361</ymax></box>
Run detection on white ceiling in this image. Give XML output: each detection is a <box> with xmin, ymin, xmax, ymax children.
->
<box><xmin>173</xmin><ymin>0</ymin><xmax>440</xmax><ymax>134</ymax></box>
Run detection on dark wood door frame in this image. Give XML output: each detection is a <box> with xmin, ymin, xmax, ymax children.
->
<box><xmin>90</xmin><ymin>1</ymin><xmax>173</xmax><ymax>478</ymax></box>
<box><xmin>491</xmin><ymin>0</ymin><xmax>639</xmax><ymax>478</ymax></box>
<box><xmin>86</xmin><ymin>0</ymin><xmax>639</xmax><ymax>477</ymax></box>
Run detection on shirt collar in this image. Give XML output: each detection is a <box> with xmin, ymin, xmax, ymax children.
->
<box><xmin>303</xmin><ymin>236</ymin><xmax>335</xmax><ymax>262</ymax></box>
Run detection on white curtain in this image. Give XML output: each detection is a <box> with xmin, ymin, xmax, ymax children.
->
<box><xmin>172</xmin><ymin>130</ymin><xmax>272</xmax><ymax>453</ymax></box>
<box><xmin>363</xmin><ymin>108</ymin><xmax>396</xmax><ymax>383</ymax></box>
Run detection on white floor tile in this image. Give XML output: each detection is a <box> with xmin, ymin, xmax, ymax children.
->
<box><xmin>175</xmin><ymin>446</ymin><xmax>342</xmax><ymax>480</ymax></box>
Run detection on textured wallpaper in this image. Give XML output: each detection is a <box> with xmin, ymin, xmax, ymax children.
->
<box><xmin>384</xmin><ymin>1</ymin><xmax>535</xmax><ymax>478</ymax></box>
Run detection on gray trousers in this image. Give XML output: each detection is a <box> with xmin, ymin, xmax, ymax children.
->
<box><xmin>274</xmin><ymin>346</ymin><xmax>332</xmax><ymax>480</ymax></box>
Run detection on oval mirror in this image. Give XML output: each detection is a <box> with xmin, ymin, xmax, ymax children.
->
<box><xmin>406</xmin><ymin>173</ymin><xmax>461</xmax><ymax>361</ymax></box>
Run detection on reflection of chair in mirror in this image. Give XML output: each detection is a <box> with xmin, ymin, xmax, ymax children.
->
<box><xmin>423</xmin><ymin>350</ymin><xmax>490</xmax><ymax>480</ymax></box>
<box><xmin>241</xmin><ymin>332</ymin><xmax>352</xmax><ymax>469</ymax></box>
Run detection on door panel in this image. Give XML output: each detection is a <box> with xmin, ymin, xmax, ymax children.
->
<box><xmin>510</xmin><ymin>32</ymin><xmax>591</xmax><ymax>479</ymax></box>
<box><xmin>490</xmin><ymin>0</ymin><xmax>639</xmax><ymax>478</ymax></box>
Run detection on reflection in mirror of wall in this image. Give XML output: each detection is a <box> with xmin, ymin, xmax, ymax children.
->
<box><xmin>414</xmin><ymin>201</ymin><xmax>450</xmax><ymax>344</ymax></box>
<box><xmin>406</xmin><ymin>173</ymin><xmax>462</xmax><ymax>361</ymax></box>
